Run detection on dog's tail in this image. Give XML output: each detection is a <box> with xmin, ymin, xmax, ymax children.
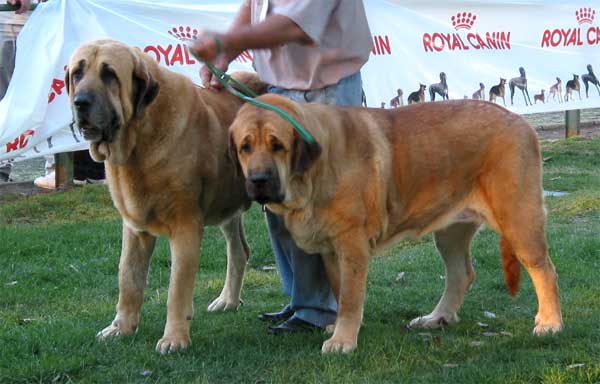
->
<box><xmin>500</xmin><ymin>237</ymin><xmax>521</xmax><ymax>296</ymax></box>
<box><xmin>229</xmin><ymin>71</ymin><xmax>269</xmax><ymax>96</ymax></box>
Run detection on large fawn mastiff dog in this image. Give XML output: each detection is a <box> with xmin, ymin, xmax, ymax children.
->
<box><xmin>227</xmin><ymin>94</ymin><xmax>563</xmax><ymax>353</ymax></box>
<box><xmin>66</xmin><ymin>39</ymin><xmax>265</xmax><ymax>354</ymax></box>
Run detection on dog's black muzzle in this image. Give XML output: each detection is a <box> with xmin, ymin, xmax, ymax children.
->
<box><xmin>245</xmin><ymin>169</ymin><xmax>284</xmax><ymax>205</ymax></box>
<box><xmin>73</xmin><ymin>91</ymin><xmax>119</xmax><ymax>143</ymax></box>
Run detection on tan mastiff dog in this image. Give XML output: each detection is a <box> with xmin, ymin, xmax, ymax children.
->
<box><xmin>66</xmin><ymin>39</ymin><xmax>265</xmax><ymax>354</ymax></box>
<box><xmin>228</xmin><ymin>94</ymin><xmax>563</xmax><ymax>353</ymax></box>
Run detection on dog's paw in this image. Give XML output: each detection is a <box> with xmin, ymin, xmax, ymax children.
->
<box><xmin>207</xmin><ymin>295</ymin><xmax>241</xmax><ymax>312</ymax></box>
<box><xmin>408</xmin><ymin>312</ymin><xmax>458</xmax><ymax>329</ymax></box>
<box><xmin>155</xmin><ymin>334</ymin><xmax>191</xmax><ymax>355</ymax></box>
<box><xmin>533</xmin><ymin>313</ymin><xmax>563</xmax><ymax>335</ymax></box>
<box><xmin>321</xmin><ymin>336</ymin><xmax>357</xmax><ymax>354</ymax></box>
<box><xmin>96</xmin><ymin>319</ymin><xmax>137</xmax><ymax>340</ymax></box>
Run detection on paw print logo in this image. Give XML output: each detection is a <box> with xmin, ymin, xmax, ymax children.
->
<box><xmin>168</xmin><ymin>26</ymin><xmax>200</xmax><ymax>41</ymax></box>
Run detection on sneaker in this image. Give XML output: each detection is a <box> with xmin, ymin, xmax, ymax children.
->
<box><xmin>34</xmin><ymin>171</ymin><xmax>57</xmax><ymax>190</ymax></box>
<box><xmin>86</xmin><ymin>177</ymin><xmax>106</xmax><ymax>185</ymax></box>
<box><xmin>73</xmin><ymin>177</ymin><xmax>106</xmax><ymax>186</ymax></box>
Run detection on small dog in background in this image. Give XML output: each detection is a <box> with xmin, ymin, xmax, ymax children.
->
<box><xmin>472</xmin><ymin>83</ymin><xmax>485</xmax><ymax>100</ymax></box>
<box><xmin>408</xmin><ymin>84</ymin><xmax>427</xmax><ymax>104</ymax></box>
<box><xmin>565</xmin><ymin>74</ymin><xmax>581</xmax><ymax>101</ymax></box>
<box><xmin>534</xmin><ymin>90</ymin><xmax>545</xmax><ymax>104</ymax></box>
<box><xmin>489</xmin><ymin>78</ymin><xmax>507</xmax><ymax>106</ymax></box>
<box><xmin>429</xmin><ymin>72</ymin><xmax>449</xmax><ymax>101</ymax></box>
<box><xmin>509</xmin><ymin>67</ymin><xmax>532</xmax><ymax>106</ymax></box>
<box><xmin>549</xmin><ymin>77</ymin><xmax>563</xmax><ymax>103</ymax></box>
<box><xmin>582</xmin><ymin>64</ymin><xmax>600</xmax><ymax>98</ymax></box>
<box><xmin>390</xmin><ymin>89</ymin><xmax>403</xmax><ymax>108</ymax></box>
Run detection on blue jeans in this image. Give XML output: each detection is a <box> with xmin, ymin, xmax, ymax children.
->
<box><xmin>266</xmin><ymin>72</ymin><xmax>363</xmax><ymax>328</ymax></box>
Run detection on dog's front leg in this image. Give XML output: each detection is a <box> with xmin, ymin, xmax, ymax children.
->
<box><xmin>321</xmin><ymin>234</ymin><xmax>369</xmax><ymax>354</ymax></box>
<box><xmin>98</xmin><ymin>224</ymin><xmax>156</xmax><ymax>340</ymax></box>
<box><xmin>208</xmin><ymin>214</ymin><xmax>250</xmax><ymax>312</ymax></box>
<box><xmin>156</xmin><ymin>220</ymin><xmax>203</xmax><ymax>354</ymax></box>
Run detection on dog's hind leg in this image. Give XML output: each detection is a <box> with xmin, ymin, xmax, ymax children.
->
<box><xmin>97</xmin><ymin>225</ymin><xmax>156</xmax><ymax>340</ymax></box>
<box><xmin>482</xmin><ymin>147</ymin><xmax>563</xmax><ymax>335</ymax></box>
<box><xmin>208</xmin><ymin>213</ymin><xmax>250</xmax><ymax>312</ymax></box>
<box><xmin>498</xmin><ymin>221</ymin><xmax>562</xmax><ymax>334</ymax></box>
<box><xmin>409</xmin><ymin>222</ymin><xmax>480</xmax><ymax>329</ymax></box>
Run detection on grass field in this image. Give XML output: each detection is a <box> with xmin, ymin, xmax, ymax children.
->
<box><xmin>1</xmin><ymin>136</ymin><xmax>599</xmax><ymax>383</ymax></box>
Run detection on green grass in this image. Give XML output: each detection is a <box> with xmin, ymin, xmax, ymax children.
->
<box><xmin>1</xmin><ymin>136</ymin><xmax>600</xmax><ymax>383</ymax></box>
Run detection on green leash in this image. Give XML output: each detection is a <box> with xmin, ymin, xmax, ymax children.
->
<box><xmin>187</xmin><ymin>45</ymin><xmax>316</xmax><ymax>144</ymax></box>
<box><xmin>0</xmin><ymin>4</ymin><xmax>37</xmax><ymax>11</ymax></box>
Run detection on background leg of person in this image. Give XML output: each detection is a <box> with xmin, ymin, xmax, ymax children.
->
<box><xmin>73</xmin><ymin>149</ymin><xmax>105</xmax><ymax>184</ymax></box>
<box><xmin>0</xmin><ymin>162</ymin><xmax>11</xmax><ymax>182</ymax></box>
<box><xmin>33</xmin><ymin>155</ymin><xmax>56</xmax><ymax>189</ymax></box>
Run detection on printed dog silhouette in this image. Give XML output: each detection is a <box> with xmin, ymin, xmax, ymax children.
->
<box><xmin>509</xmin><ymin>67</ymin><xmax>532</xmax><ymax>106</ymax></box>
<box><xmin>534</xmin><ymin>90</ymin><xmax>545</xmax><ymax>104</ymax></box>
<box><xmin>489</xmin><ymin>78</ymin><xmax>507</xmax><ymax>106</ymax></box>
<box><xmin>582</xmin><ymin>64</ymin><xmax>600</xmax><ymax>98</ymax></box>
<box><xmin>472</xmin><ymin>82</ymin><xmax>485</xmax><ymax>100</ymax></box>
<box><xmin>390</xmin><ymin>89</ymin><xmax>404</xmax><ymax>108</ymax></box>
<box><xmin>565</xmin><ymin>74</ymin><xmax>581</xmax><ymax>102</ymax></box>
<box><xmin>407</xmin><ymin>84</ymin><xmax>427</xmax><ymax>104</ymax></box>
<box><xmin>429</xmin><ymin>72</ymin><xmax>449</xmax><ymax>101</ymax></box>
<box><xmin>549</xmin><ymin>77</ymin><xmax>563</xmax><ymax>103</ymax></box>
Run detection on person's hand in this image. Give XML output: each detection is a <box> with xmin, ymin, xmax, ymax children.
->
<box><xmin>199</xmin><ymin>55</ymin><xmax>231</xmax><ymax>90</ymax></box>
<box><xmin>191</xmin><ymin>31</ymin><xmax>240</xmax><ymax>90</ymax></box>
<box><xmin>7</xmin><ymin>0</ymin><xmax>31</xmax><ymax>14</ymax></box>
<box><xmin>190</xmin><ymin>32</ymin><xmax>224</xmax><ymax>64</ymax></box>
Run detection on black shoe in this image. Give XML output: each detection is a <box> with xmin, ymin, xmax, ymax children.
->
<box><xmin>258</xmin><ymin>307</ymin><xmax>294</xmax><ymax>323</ymax></box>
<box><xmin>267</xmin><ymin>317</ymin><xmax>320</xmax><ymax>335</ymax></box>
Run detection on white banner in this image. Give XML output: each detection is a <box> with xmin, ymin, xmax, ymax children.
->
<box><xmin>1</xmin><ymin>0</ymin><xmax>599</xmax><ymax>163</ymax></box>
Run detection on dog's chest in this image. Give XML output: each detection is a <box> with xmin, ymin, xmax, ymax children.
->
<box><xmin>108</xmin><ymin>178</ymin><xmax>171</xmax><ymax>235</ymax></box>
<box><xmin>283</xmin><ymin>210</ymin><xmax>333</xmax><ymax>255</ymax></box>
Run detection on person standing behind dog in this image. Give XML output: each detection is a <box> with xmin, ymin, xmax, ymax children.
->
<box><xmin>0</xmin><ymin>0</ymin><xmax>32</xmax><ymax>182</ymax></box>
<box><xmin>191</xmin><ymin>0</ymin><xmax>372</xmax><ymax>334</ymax></box>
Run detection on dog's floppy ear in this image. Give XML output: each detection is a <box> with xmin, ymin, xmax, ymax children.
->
<box><xmin>226</xmin><ymin>131</ymin><xmax>243</xmax><ymax>177</ymax></box>
<box><xmin>132</xmin><ymin>55</ymin><xmax>160</xmax><ymax>118</ymax></box>
<box><xmin>64</xmin><ymin>66</ymin><xmax>70</xmax><ymax>95</ymax></box>
<box><xmin>292</xmin><ymin>135</ymin><xmax>321</xmax><ymax>175</ymax></box>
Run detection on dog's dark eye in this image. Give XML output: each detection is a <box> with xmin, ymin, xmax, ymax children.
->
<box><xmin>271</xmin><ymin>142</ymin><xmax>284</xmax><ymax>152</ymax></box>
<box><xmin>240</xmin><ymin>143</ymin><xmax>251</xmax><ymax>153</ymax></box>
<box><xmin>72</xmin><ymin>70</ymin><xmax>83</xmax><ymax>84</ymax></box>
<box><xmin>101</xmin><ymin>65</ymin><xmax>118</xmax><ymax>84</ymax></box>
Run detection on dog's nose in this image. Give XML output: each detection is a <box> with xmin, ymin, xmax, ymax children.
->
<box><xmin>249</xmin><ymin>171</ymin><xmax>273</xmax><ymax>186</ymax></box>
<box><xmin>73</xmin><ymin>92</ymin><xmax>94</xmax><ymax>111</ymax></box>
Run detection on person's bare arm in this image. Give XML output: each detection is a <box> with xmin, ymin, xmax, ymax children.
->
<box><xmin>192</xmin><ymin>5</ymin><xmax>311</xmax><ymax>89</ymax></box>
<box><xmin>197</xmin><ymin>2</ymin><xmax>251</xmax><ymax>89</ymax></box>
<box><xmin>223</xmin><ymin>14</ymin><xmax>311</xmax><ymax>54</ymax></box>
